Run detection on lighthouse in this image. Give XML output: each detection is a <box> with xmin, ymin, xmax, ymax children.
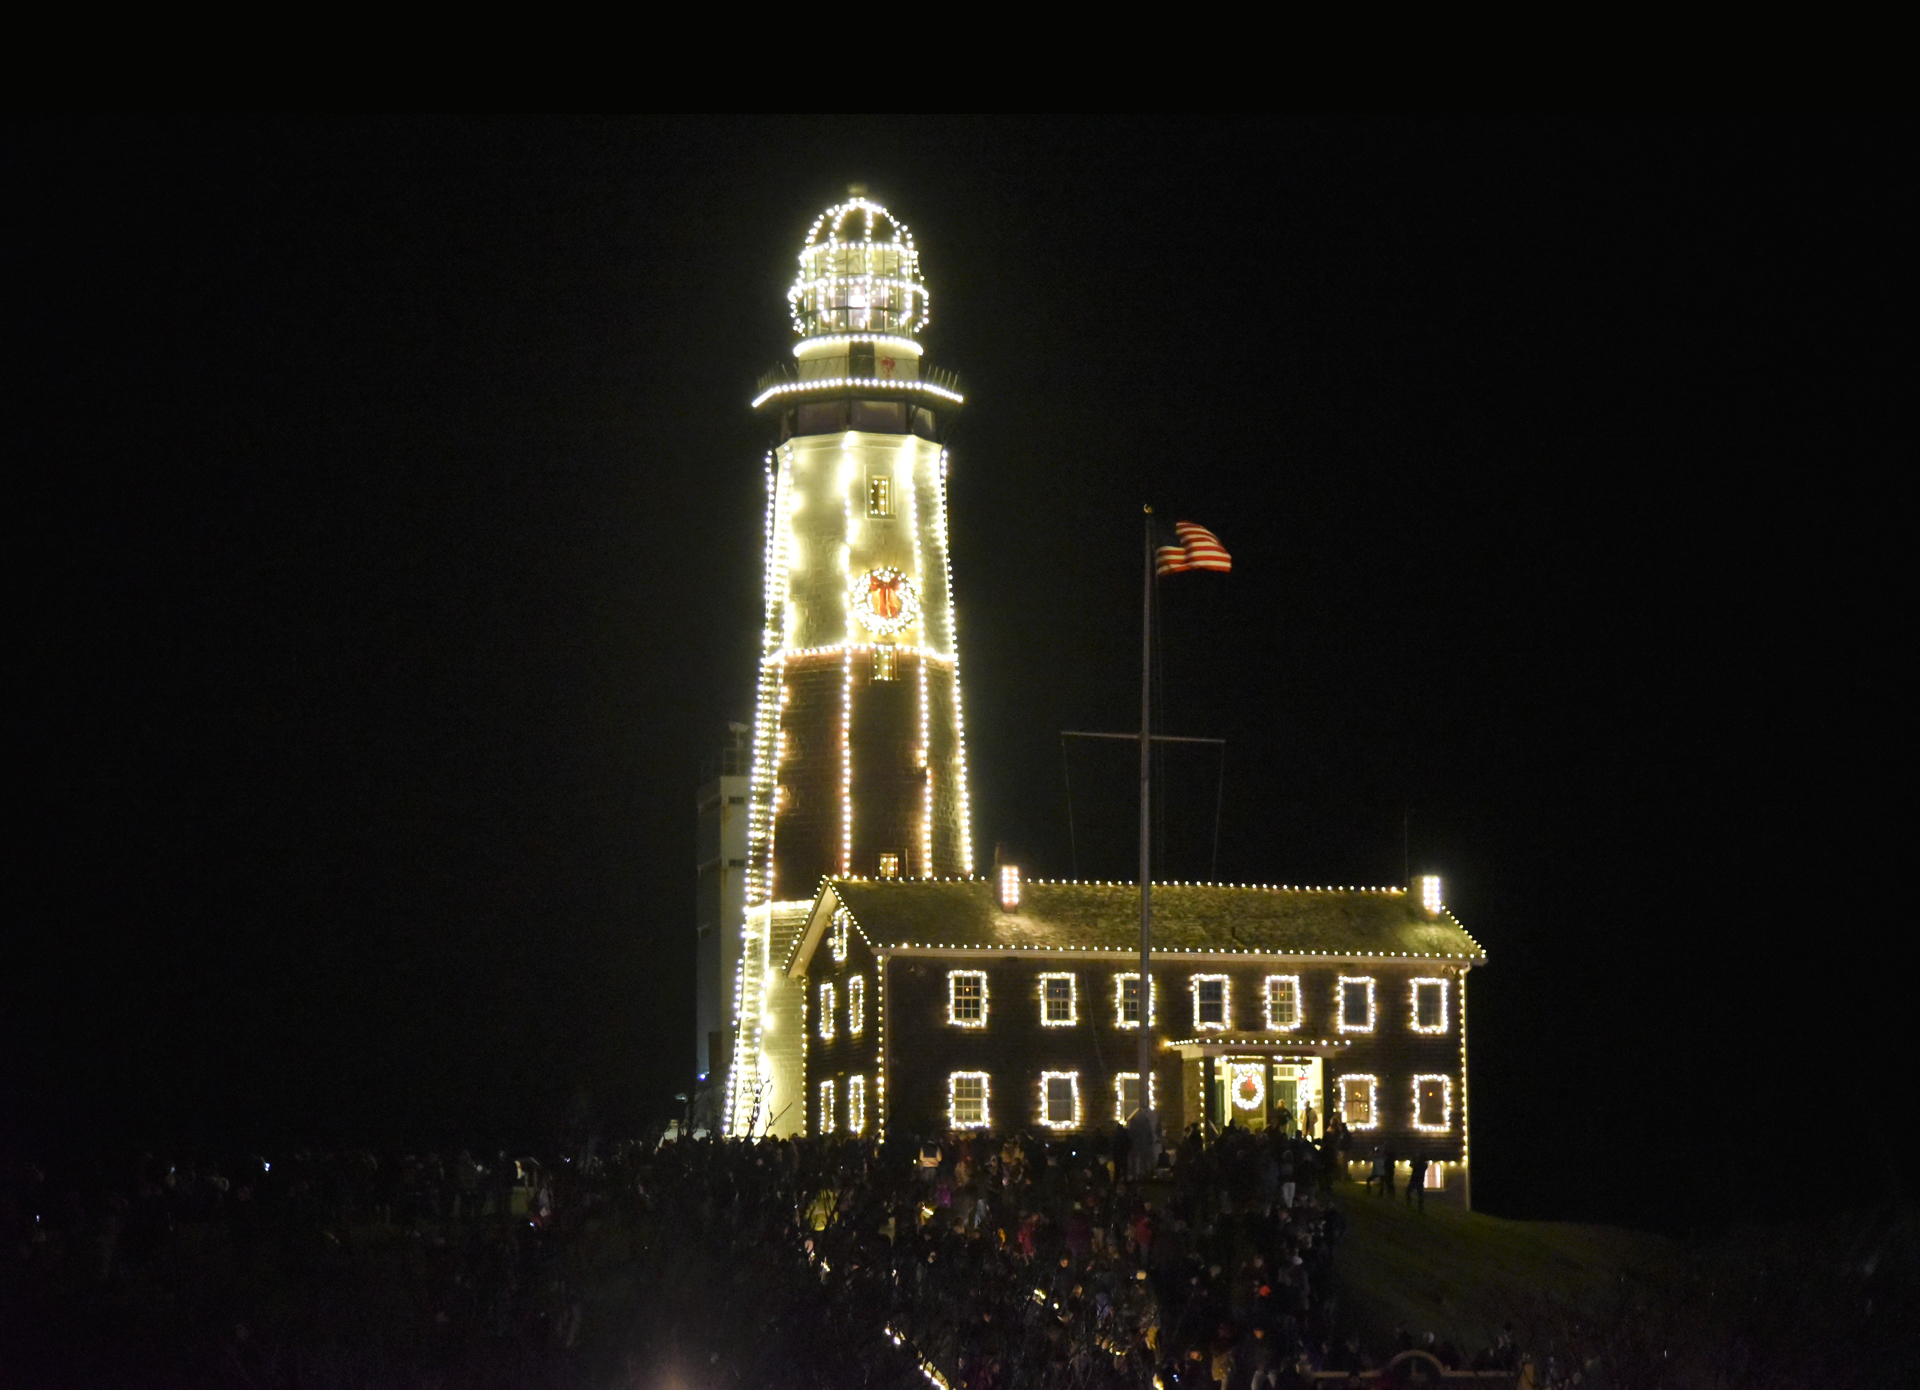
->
<box><xmin>724</xmin><ymin>194</ymin><xmax>975</xmax><ymax>1135</ymax></box>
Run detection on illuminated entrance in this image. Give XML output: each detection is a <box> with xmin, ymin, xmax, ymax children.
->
<box><xmin>1175</xmin><ymin>1040</ymin><xmax>1336</xmax><ymax>1137</ymax></box>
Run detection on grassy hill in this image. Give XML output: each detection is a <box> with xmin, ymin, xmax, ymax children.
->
<box><xmin>1327</xmin><ymin>1184</ymin><xmax>1677</xmax><ymax>1357</ymax></box>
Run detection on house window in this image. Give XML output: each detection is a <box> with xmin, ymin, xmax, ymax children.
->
<box><xmin>948</xmin><ymin>971</ymin><xmax>987</xmax><ymax>1028</ymax></box>
<box><xmin>1039</xmin><ymin>1071</ymin><xmax>1080</xmax><ymax>1129</ymax></box>
<box><xmin>848</xmin><ymin>1075</ymin><xmax>868</xmax><ymax>1135</ymax></box>
<box><xmin>1338</xmin><ymin>976</ymin><xmax>1376</xmax><ymax>1034</ymax></box>
<box><xmin>847</xmin><ymin>976</ymin><xmax>865</xmax><ymax>1036</ymax></box>
<box><xmin>1265</xmin><ymin>975</ymin><xmax>1301</xmax><ymax>1031</ymax></box>
<box><xmin>1411</xmin><ymin>978</ymin><xmax>1449</xmax><ymax>1034</ymax></box>
<box><xmin>819</xmin><ymin>1079</ymin><xmax>836</xmax><ymax>1134</ymax></box>
<box><xmin>1114</xmin><ymin>973</ymin><xmax>1156</xmax><ymax>1028</ymax></box>
<box><xmin>949</xmin><ymin>1071</ymin><xmax>989</xmax><ymax>1129</ymax></box>
<box><xmin>818</xmin><ymin>983</ymin><xmax>836</xmax><ymax>1041</ymax></box>
<box><xmin>1191</xmin><ymin>974</ymin><xmax>1230</xmax><ymax>1031</ymax></box>
<box><xmin>1413</xmin><ymin>1075</ymin><xmax>1452</xmax><ymax>1133</ymax></box>
<box><xmin>876</xmin><ymin>851</ymin><xmax>900</xmax><ymax>879</ymax></box>
<box><xmin>870</xmin><ymin>645</ymin><xmax>896</xmax><ymax>681</ymax></box>
<box><xmin>867</xmin><ymin>474</ymin><xmax>893</xmax><ymax>517</ymax></box>
<box><xmin>1114</xmin><ymin>1072</ymin><xmax>1157</xmax><ymax>1123</ymax></box>
<box><xmin>830</xmin><ymin>909</ymin><xmax>849</xmax><ymax>964</ymax></box>
<box><xmin>1339</xmin><ymin>1074</ymin><xmax>1379</xmax><ymax>1130</ymax></box>
<box><xmin>1039</xmin><ymin>972</ymin><xmax>1076</xmax><ymax>1026</ymax></box>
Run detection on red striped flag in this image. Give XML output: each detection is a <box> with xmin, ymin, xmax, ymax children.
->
<box><xmin>1155</xmin><ymin>520</ymin><xmax>1231</xmax><ymax>576</ymax></box>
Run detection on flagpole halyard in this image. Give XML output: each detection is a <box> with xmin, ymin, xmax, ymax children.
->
<box><xmin>1138</xmin><ymin>504</ymin><xmax>1155</xmax><ymax>1169</ymax></box>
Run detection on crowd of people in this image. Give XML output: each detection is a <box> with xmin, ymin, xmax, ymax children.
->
<box><xmin>0</xmin><ymin>1122</ymin><xmax>1523</xmax><ymax>1388</ymax></box>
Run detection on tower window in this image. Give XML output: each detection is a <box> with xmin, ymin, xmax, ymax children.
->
<box><xmin>871</xmin><ymin>646</ymin><xmax>896</xmax><ymax>681</ymax></box>
<box><xmin>867</xmin><ymin>475</ymin><xmax>893</xmax><ymax>517</ymax></box>
<box><xmin>877</xmin><ymin>851</ymin><xmax>900</xmax><ymax>879</ymax></box>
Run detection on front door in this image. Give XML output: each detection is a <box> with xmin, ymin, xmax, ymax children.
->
<box><xmin>1268</xmin><ymin>1058</ymin><xmax>1324</xmax><ymax>1136</ymax></box>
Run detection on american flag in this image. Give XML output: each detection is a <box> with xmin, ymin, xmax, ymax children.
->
<box><xmin>1155</xmin><ymin>520</ymin><xmax>1231</xmax><ymax>577</ymax></box>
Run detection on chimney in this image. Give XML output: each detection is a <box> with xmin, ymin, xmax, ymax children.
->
<box><xmin>993</xmin><ymin>842</ymin><xmax>1021</xmax><ymax>912</ymax></box>
<box><xmin>1415</xmin><ymin>874</ymin><xmax>1443</xmax><ymax>919</ymax></box>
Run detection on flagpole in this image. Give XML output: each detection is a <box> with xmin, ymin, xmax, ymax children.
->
<box><xmin>1138</xmin><ymin>505</ymin><xmax>1154</xmax><ymax>1168</ymax></box>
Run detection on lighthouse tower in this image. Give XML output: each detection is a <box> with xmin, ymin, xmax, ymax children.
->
<box><xmin>725</xmin><ymin>195</ymin><xmax>974</xmax><ymax>1135</ymax></box>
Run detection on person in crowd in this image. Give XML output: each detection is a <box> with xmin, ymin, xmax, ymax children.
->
<box><xmin>3</xmin><ymin>1116</ymin><xmax>1523</xmax><ymax>1387</ymax></box>
<box><xmin>1406</xmin><ymin>1153</ymin><xmax>1429</xmax><ymax>1211</ymax></box>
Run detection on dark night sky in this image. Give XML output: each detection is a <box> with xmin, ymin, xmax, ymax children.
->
<box><xmin>3</xmin><ymin>117</ymin><xmax>1904</xmax><ymax>1232</ymax></box>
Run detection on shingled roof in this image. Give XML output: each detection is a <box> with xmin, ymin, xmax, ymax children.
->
<box><xmin>791</xmin><ymin>878</ymin><xmax>1484</xmax><ymax>974</ymax></box>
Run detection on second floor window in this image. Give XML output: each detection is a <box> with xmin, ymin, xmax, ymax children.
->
<box><xmin>1114</xmin><ymin>973</ymin><xmax>1154</xmax><ymax>1028</ymax></box>
<box><xmin>948</xmin><ymin>971</ymin><xmax>987</xmax><ymax>1027</ymax></box>
<box><xmin>1040</xmin><ymin>973</ymin><xmax>1076</xmax><ymax>1026</ymax></box>
<box><xmin>1411</xmin><ymin>978</ymin><xmax>1449</xmax><ymax>1033</ymax></box>
<box><xmin>1338</xmin><ymin>977</ymin><xmax>1376</xmax><ymax>1033</ymax></box>
<box><xmin>1192</xmin><ymin>975</ymin><xmax>1229</xmax><ymax>1030</ymax></box>
<box><xmin>847</xmin><ymin>976</ymin><xmax>865</xmax><ymax>1036</ymax></box>
<box><xmin>1265</xmin><ymin>975</ymin><xmax>1301</xmax><ymax>1031</ymax></box>
<box><xmin>818</xmin><ymin>983</ymin><xmax>836</xmax><ymax>1041</ymax></box>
